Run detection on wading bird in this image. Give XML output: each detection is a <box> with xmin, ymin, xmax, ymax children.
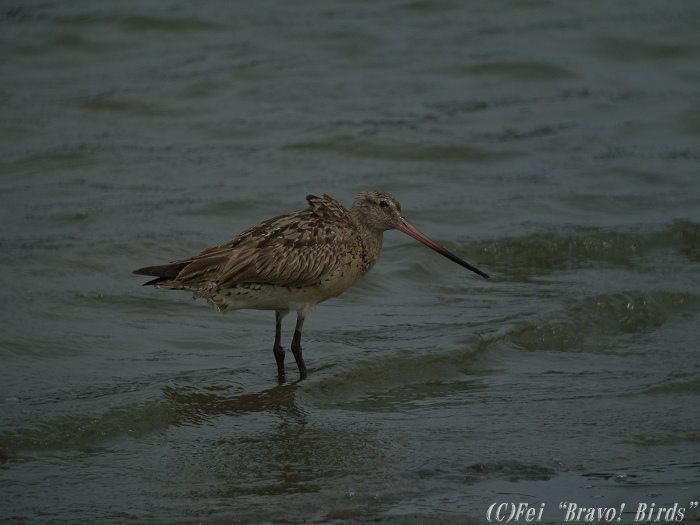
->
<box><xmin>134</xmin><ymin>190</ymin><xmax>489</xmax><ymax>379</ymax></box>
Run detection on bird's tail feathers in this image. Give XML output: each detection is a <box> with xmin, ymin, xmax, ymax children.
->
<box><xmin>133</xmin><ymin>262</ymin><xmax>189</xmax><ymax>286</ymax></box>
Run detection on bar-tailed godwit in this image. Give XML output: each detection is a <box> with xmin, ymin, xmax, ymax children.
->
<box><xmin>134</xmin><ymin>190</ymin><xmax>489</xmax><ymax>378</ymax></box>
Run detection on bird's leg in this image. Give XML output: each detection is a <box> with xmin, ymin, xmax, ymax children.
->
<box><xmin>273</xmin><ymin>310</ymin><xmax>286</xmax><ymax>377</ymax></box>
<box><xmin>291</xmin><ymin>313</ymin><xmax>307</xmax><ymax>379</ymax></box>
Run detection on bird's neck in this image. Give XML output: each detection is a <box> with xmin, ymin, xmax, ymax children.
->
<box><xmin>349</xmin><ymin>214</ymin><xmax>384</xmax><ymax>276</ymax></box>
<box><xmin>364</xmin><ymin>226</ymin><xmax>384</xmax><ymax>258</ymax></box>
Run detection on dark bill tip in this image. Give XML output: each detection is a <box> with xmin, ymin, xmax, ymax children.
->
<box><xmin>396</xmin><ymin>218</ymin><xmax>490</xmax><ymax>279</ymax></box>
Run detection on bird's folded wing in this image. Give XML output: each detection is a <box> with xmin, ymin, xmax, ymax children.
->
<box><xmin>172</xmin><ymin>206</ymin><xmax>356</xmax><ymax>289</ymax></box>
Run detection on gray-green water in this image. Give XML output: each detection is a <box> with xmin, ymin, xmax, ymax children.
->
<box><xmin>2</xmin><ymin>1</ymin><xmax>700</xmax><ymax>524</ymax></box>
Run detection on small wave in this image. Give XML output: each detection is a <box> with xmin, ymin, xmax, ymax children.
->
<box><xmin>285</xmin><ymin>136</ymin><xmax>517</xmax><ymax>163</ymax></box>
<box><xmin>474</xmin><ymin>220</ymin><xmax>700</xmax><ymax>276</ymax></box>
<box><xmin>641</xmin><ymin>376</ymin><xmax>700</xmax><ymax>396</ymax></box>
<box><xmin>464</xmin><ymin>60</ymin><xmax>575</xmax><ymax>81</ymax></box>
<box><xmin>299</xmin><ymin>334</ymin><xmax>487</xmax><ymax>410</ymax></box>
<box><xmin>78</xmin><ymin>95</ymin><xmax>186</xmax><ymax>117</ymax></box>
<box><xmin>0</xmin><ymin>396</ymin><xmax>178</xmax><ymax>458</ymax></box>
<box><xmin>0</xmin><ymin>378</ymin><xmax>306</xmax><ymax>459</ymax></box>
<box><xmin>500</xmin><ymin>290</ymin><xmax>698</xmax><ymax>353</ymax></box>
<box><xmin>465</xmin><ymin>459</ymin><xmax>559</xmax><ymax>482</ymax></box>
<box><xmin>161</xmin><ymin>381</ymin><xmax>303</xmax><ymax>425</ymax></box>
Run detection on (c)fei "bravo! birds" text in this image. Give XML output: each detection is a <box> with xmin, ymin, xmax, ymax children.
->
<box><xmin>486</xmin><ymin>501</ymin><xmax>698</xmax><ymax>523</ymax></box>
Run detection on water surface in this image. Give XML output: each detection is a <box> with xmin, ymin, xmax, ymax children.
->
<box><xmin>1</xmin><ymin>1</ymin><xmax>699</xmax><ymax>523</ymax></box>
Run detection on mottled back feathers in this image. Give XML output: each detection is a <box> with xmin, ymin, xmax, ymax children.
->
<box><xmin>134</xmin><ymin>194</ymin><xmax>369</xmax><ymax>291</ymax></box>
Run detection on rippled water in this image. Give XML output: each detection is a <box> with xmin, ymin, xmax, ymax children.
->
<box><xmin>2</xmin><ymin>1</ymin><xmax>700</xmax><ymax>524</ymax></box>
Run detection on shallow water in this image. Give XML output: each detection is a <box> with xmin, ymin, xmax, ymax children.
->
<box><xmin>2</xmin><ymin>1</ymin><xmax>700</xmax><ymax>524</ymax></box>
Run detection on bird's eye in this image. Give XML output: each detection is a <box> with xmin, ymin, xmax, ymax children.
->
<box><xmin>379</xmin><ymin>200</ymin><xmax>389</xmax><ymax>208</ymax></box>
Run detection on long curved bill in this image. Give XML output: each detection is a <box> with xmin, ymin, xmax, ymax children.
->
<box><xmin>396</xmin><ymin>217</ymin><xmax>490</xmax><ymax>279</ymax></box>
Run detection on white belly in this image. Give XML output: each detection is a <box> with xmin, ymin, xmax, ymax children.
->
<box><xmin>190</xmin><ymin>271</ymin><xmax>362</xmax><ymax>315</ymax></box>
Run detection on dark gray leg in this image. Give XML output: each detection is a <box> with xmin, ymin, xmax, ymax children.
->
<box><xmin>291</xmin><ymin>313</ymin><xmax>307</xmax><ymax>378</ymax></box>
<box><xmin>273</xmin><ymin>310</ymin><xmax>286</xmax><ymax>377</ymax></box>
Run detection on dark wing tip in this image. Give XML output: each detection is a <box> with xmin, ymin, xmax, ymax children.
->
<box><xmin>133</xmin><ymin>262</ymin><xmax>189</xmax><ymax>285</ymax></box>
<box><xmin>141</xmin><ymin>276</ymin><xmax>168</xmax><ymax>286</ymax></box>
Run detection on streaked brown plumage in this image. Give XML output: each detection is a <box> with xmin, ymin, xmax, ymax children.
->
<box><xmin>134</xmin><ymin>190</ymin><xmax>489</xmax><ymax>378</ymax></box>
